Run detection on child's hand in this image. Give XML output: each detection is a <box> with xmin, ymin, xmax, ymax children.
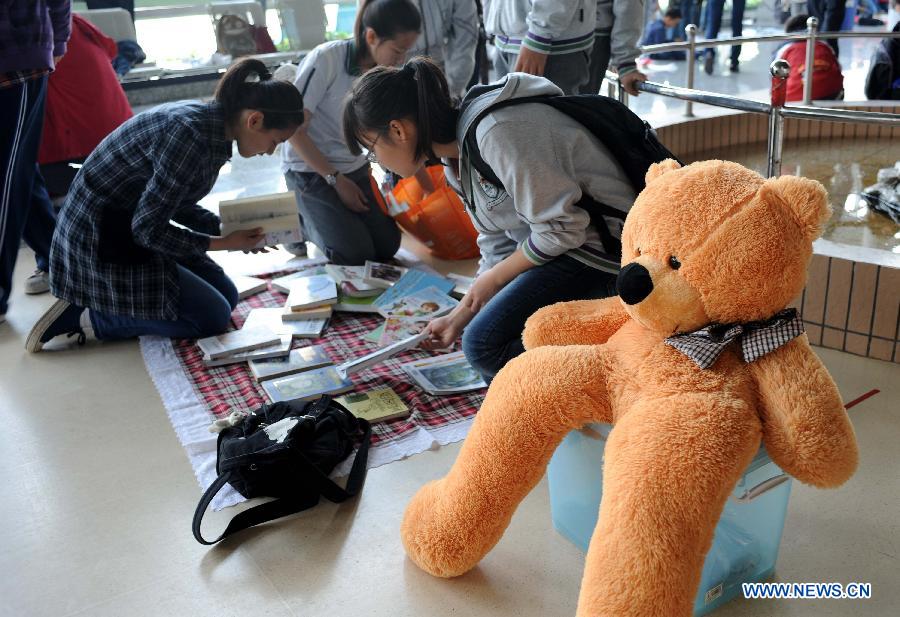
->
<box><xmin>210</xmin><ymin>228</ymin><xmax>265</xmax><ymax>251</ymax></box>
<box><xmin>423</xmin><ymin>315</ymin><xmax>462</xmax><ymax>350</ymax></box>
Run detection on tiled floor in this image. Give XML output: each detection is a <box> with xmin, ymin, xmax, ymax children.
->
<box><xmin>2</xmin><ymin>22</ymin><xmax>898</xmax><ymax>617</ymax></box>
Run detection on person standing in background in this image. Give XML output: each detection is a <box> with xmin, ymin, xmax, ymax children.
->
<box><xmin>580</xmin><ymin>0</ymin><xmax>648</xmax><ymax>95</ymax></box>
<box><xmin>407</xmin><ymin>0</ymin><xmax>479</xmax><ymax>98</ymax></box>
<box><xmin>807</xmin><ymin>0</ymin><xmax>847</xmax><ymax>56</ymax></box>
<box><xmin>0</xmin><ymin>0</ymin><xmax>71</xmax><ymax>325</ymax></box>
<box><xmin>702</xmin><ymin>0</ymin><xmax>746</xmax><ymax>74</ymax></box>
<box><xmin>484</xmin><ymin>0</ymin><xmax>598</xmax><ymax>94</ymax></box>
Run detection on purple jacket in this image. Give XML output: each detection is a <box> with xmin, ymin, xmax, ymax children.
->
<box><xmin>0</xmin><ymin>0</ymin><xmax>72</xmax><ymax>73</ymax></box>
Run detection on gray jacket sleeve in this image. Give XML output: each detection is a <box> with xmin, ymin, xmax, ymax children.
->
<box><xmin>526</xmin><ymin>0</ymin><xmax>588</xmax><ymax>51</ymax></box>
<box><xmin>475</xmin><ymin>230</ymin><xmax>519</xmax><ymax>275</ymax></box>
<box><xmin>609</xmin><ymin>0</ymin><xmax>643</xmax><ymax>73</ymax></box>
<box><xmin>444</xmin><ymin>0</ymin><xmax>479</xmax><ymax>96</ymax></box>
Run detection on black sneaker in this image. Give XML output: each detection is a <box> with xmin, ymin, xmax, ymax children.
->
<box><xmin>25</xmin><ymin>299</ymin><xmax>86</xmax><ymax>353</ymax></box>
<box><xmin>703</xmin><ymin>51</ymin><xmax>714</xmax><ymax>75</ymax></box>
<box><xmin>729</xmin><ymin>60</ymin><xmax>739</xmax><ymax>73</ymax></box>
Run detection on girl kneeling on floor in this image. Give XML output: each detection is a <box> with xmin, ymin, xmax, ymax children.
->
<box><xmin>343</xmin><ymin>58</ymin><xmax>636</xmax><ymax>384</ymax></box>
<box><xmin>26</xmin><ymin>58</ymin><xmax>305</xmax><ymax>352</ymax></box>
<box><xmin>280</xmin><ymin>0</ymin><xmax>421</xmax><ymax>265</ymax></box>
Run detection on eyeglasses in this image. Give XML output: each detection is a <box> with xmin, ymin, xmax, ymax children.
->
<box><xmin>365</xmin><ymin>133</ymin><xmax>381</xmax><ymax>164</ymax></box>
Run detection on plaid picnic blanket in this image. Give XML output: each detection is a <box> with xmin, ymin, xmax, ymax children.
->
<box><xmin>141</xmin><ymin>269</ymin><xmax>484</xmax><ymax>509</ymax></box>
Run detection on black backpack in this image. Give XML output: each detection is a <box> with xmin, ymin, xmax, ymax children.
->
<box><xmin>461</xmin><ymin>85</ymin><xmax>681</xmax><ymax>261</ymax></box>
<box><xmin>193</xmin><ymin>396</ymin><xmax>371</xmax><ymax>545</ymax></box>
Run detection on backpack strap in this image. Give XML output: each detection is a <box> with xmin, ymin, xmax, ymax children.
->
<box><xmin>192</xmin><ymin>418</ymin><xmax>372</xmax><ymax>545</ymax></box>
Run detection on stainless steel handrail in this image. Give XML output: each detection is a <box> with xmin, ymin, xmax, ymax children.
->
<box><xmin>638</xmin><ymin>80</ymin><xmax>772</xmax><ymax>114</ymax></box>
<box><xmin>639</xmin><ymin>21</ymin><xmax>900</xmax><ymax>106</ymax></box>
<box><xmin>779</xmin><ymin>106</ymin><xmax>900</xmax><ymax>124</ymax></box>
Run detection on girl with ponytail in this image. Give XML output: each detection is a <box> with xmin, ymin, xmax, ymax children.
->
<box><xmin>27</xmin><ymin>58</ymin><xmax>305</xmax><ymax>352</ymax></box>
<box><xmin>280</xmin><ymin>0</ymin><xmax>420</xmax><ymax>265</ymax></box>
<box><xmin>343</xmin><ymin>59</ymin><xmax>636</xmax><ymax>383</ymax></box>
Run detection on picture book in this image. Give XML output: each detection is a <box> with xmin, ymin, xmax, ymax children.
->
<box><xmin>401</xmin><ymin>351</ymin><xmax>487</xmax><ymax>395</ymax></box>
<box><xmin>231</xmin><ymin>274</ymin><xmax>267</xmax><ymax>299</ymax></box>
<box><xmin>377</xmin><ymin>317</ymin><xmax>430</xmax><ymax>346</ymax></box>
<box><xmin>196</xmin><ymin>326</ymin><xmax>281</xmax><ymax>360</ymax></box>
<box><xmin>218</xmin><ymin>192</ymin><xmax>301</xmax><ymax>249</ymax></box>
<box><xmin>363</xmin><ymin>261</ymin><xmax>408</xmax><ymax>289</ymax></box>
<box><xmin>377</xmin><ymin>286</ymin><xmax>458</xmax><ymax>320</ymax></box>
<box><xmin>336</xmin><ymin>332</ymin><xmax>429</xmax><ymax>377</ymax></box>
<box><xmin>249</xmin><ymin>345</ymin><xmax>333</xmax><ymax>381</ymax></box>
<box><xmin>202</xmin><ymin>334</ymin><xmax>292</xmax><ymax>367</ymax></box>
<box><xmin>285</xmin><ymin>274</ymin><xmax>338</xmax><ymax>310</ymax></box>
<box><xmin>335</xmin><ymin>387</ymin><xmax>410</xmax><ymax>423</ymax></box>
<box><xmin>261</xmin><ymin>366</ymin><xmax>354</xmax><ymax>403</ymax></box>
<box><xmin>372</xmin><ymin>269</ymin><xmax>455</xmax><ymax>312</ymax></box>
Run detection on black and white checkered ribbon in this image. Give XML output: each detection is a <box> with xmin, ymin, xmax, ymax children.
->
<box><xmin>665</xmin><ymin>309</ymin><xmax>804</xmax><ymax>369</ymax></box>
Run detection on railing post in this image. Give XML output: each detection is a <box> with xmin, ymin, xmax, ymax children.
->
<box><xmin>685</xmin><ymin>24</ymin><xmax>697</xmax><ymax>117</ymax></box>
<box><xmin>802</xmin><ymin>16</ymin><xmax>819</xmax><ymax>106</ymax></box>
<box><xmin>617</xmin><ymin>79</ymin><xmax>629</xmax><ymax>107</ymax></box>
<box><xmin>768</xmin><ymin>59</ymin><xmax>790</xmax><ymax>178</ymax></box>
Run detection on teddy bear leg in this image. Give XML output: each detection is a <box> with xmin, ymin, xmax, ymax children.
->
<box><xmin>575</xmin><ymin>396</ymin><xmax>762</xmax><ymax>617</ymax></box>
<box><xmin>402</xmin><ymin>345</ymin><xmax>614</xmax><ymax>578</ymax></box>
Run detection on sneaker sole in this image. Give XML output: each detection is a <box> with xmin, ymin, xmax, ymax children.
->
<box><xmin>24</xmin><ymin>285</ymin><xmax>50</xmax><ymax>295</ymax></box>
<box><xmin>25</xmin><ymin>298</ymin><xmax>70</xmax><ymax>353</ymax></box>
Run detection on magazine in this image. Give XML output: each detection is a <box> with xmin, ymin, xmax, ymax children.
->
<box><xmin>285</xmin><ymin>274</ymin><xmax>338</xmax><ymax>310</ymax></box>
<box><xmin>231</xmin><ymin>274</ymin><xmax>267</xmax><ymax>299</ymax></box>
<box><xmin>218</xmin><ymin>192</ymin><xmax>300</xmax><ymax>249</ymax></box>
<box><xmin>401</xmin><ymin>351</ymin><xmax>487</xmax><ymax>395</ymax></box>
<box><xmin>243</xmin><ymin>307</ymin><xmax>329</xmax><ymax>339</ymax></box>
<box><xmin>335</xmin><ymin>387</ymin><xmax>409</xmax><ymax>423</ymax></box>
<box><xmin>196</xmin><ymin>326</ymin><xmax>281</xmax><ymax>360</ymax></box>
<box><xmin>336</xmin><ymin>332</ymin><xmax>429</xmax><ymax>377</ymax></box>
<box><xmin>270</xmin><ymin>266</ymin><xmax>329</xmax><ymax>294</ymax></box>
<box><xmin>377</xmin><ymin>317</ymin><xmax>430</xmax><ymax>346</ymax></box>
<box><xmin>363</xmin><ymin>261</ymin><xmax>408</xmax><ymax>289</ymax></box>
<box><xmin>249</xmin><ymin>345</ymin><xmax>333</xmax><ymax>381</ymax></box>
<box><xmin>377</xmin><ymin>286</ymin><xmax>457</xmax><ymax>320</ymax></box>
<box><xmin>372</xmin><ymin>269</ymin><xmax>455</xmax><ymax>313</ymax></box>
<box><xmin>202</xmin><ymin>334</ymin><xmax>292</xmax><ymax>367</ymax></box>
<box><xmin>261</xmin><ymin>366</ymin><xmax>354</xmax><ymax>403</ymax></box>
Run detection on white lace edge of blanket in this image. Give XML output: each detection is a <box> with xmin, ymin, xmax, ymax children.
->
<box><xmin>139</xmin><ymin>335</ymin><xmax>475</xmax><ymax>511</ymax></box>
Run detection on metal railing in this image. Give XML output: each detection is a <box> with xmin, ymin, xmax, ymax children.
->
<box><xmin>639</xmin><ymin>18</ymin><xmax>900</xmax><ymax>110</ymax></box>
<box><xmin>604</xmin><ymin>59</ymin><xmax>900</xmax><ymax>179</ymax></box>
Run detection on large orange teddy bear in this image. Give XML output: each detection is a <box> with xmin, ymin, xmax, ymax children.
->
<box><xmin>401</xmin><ymin>160</ymin><xmax>859</xmax><ymax>616</ymax></box>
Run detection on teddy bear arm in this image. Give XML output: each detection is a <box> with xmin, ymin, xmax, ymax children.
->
<box><xmin>522</xmin><ymin>297</ymin><xmax>629</xmax><ymax>350</ymax></box>
<box><xmin>749</xmin><ymin>337</ymin><xmax>859</xmax><ymax>488</ymax></box>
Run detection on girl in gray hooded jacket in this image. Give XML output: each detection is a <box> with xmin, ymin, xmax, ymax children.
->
<box><xmin>343</xmin><ymin>58</ymin><xmax>635</xmax><ymax>383</ymax></box>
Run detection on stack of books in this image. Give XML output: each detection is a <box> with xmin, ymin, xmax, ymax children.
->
<box><xmin>196</xmin><ymin>326</ymin><xmax>289</xmax><ymax>367</ymax></box>
<box><xmin>282</xmin><ymin>273</ymin><xmax>338</xmax><ymax>323</ymax></box>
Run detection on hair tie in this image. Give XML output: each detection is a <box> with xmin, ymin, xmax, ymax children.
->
<box><xmin>245</xmin><ymin>69</ymin><xmax>272</xmax><ymax>84</ymax></box>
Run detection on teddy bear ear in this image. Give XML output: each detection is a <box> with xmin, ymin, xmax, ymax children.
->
<box><xmin>644</xmin><ymin>159</ymin><xmax>682</xmax><ymax>185</ymax></box>
<box><xmin>759</xmin><ymin>175</ymin><xmax>831</xmax><ymax>240</ymax></box>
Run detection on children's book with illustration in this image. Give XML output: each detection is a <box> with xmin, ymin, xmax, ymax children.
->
<box><xmin>372</xmin><ymin>269</ymin><xmax>455</xmax><ymax>313</ymax></box>
<box><xmin>261</xmin><ymin>365</ymin><xmax>354</xmax><ymax>403</ymax></box>
<box><xmin>377</xmin><ymin>317</ymin><xmax>430</xmax><ymax>346</ymax></box>
<box><xmin>202</xmin><ymin>334</ymin><xmax>292</xmax><ymax>367</ymax></box>
<box><xmin>324</xmin><ymin>265</ymin><xmax>381</xmax><ymax>297</ymax></box>
<box><xmin>401</xmin><ymin>351</ymin><xmax>487</xmax><ymax>395</ymax></box>
<box><xmin>335</xmin><ymin>387</ymin><xmax>410</xmax><ymax>423</ymax></box>
<box><xmin>377</xmin><ymin>286</ymin><xmax>457</xmax><ymax>320</ymax></box>
<box><xmin>196</xmin><ymin>326</ymin><xmax>281</xmax><ymax>360</ymax></box>
<box><xmin>249</xmin><ymin>345</ymin><xmax>333</xmax><ymax>381</ymax></box>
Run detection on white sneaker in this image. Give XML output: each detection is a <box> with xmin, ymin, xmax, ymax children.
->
<box><xmin>284</xmin><ymin>242</ymin><xmax>308</xmax><ymax>257</ymax></box>
<box><xmin>25</xmin><ymin>269</ymin><xmax>50</xmax><ymax>295</ymax></box>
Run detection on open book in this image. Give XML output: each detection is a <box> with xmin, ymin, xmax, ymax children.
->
<box><xmin>218</xmin><ymin>192</ymin><xmax>300</xmax><ymax>249</ymax></box>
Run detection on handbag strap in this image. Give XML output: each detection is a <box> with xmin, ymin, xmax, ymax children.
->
<box><xmin>192</xmin><ymin>418</ymin><xmax>372</xmax><ymax>545</ymax></box>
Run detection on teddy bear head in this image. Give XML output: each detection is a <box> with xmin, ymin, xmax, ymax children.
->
<box><xmin>616</xmin><ymin>159</ymin><xmax>830</xmax><ymax>335</ymax></box>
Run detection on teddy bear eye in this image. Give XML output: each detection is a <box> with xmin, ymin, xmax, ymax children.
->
<box><xmin>668</xmin><ymin>256</ymin><xmax>682</xmax><ymax>270</ymax></box>
<box><xmin>635</xmin><ymin>247</ymin><xmax>641</xmax><ymax>256</ymax></box>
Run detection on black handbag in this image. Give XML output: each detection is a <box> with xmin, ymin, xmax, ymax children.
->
<box><xmin>193</xmin><ymin>395</ymin><xmax>371</xmax><ymax>545</ymax></box>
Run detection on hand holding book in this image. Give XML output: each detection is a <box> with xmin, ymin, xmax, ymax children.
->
<box><xmin>209</xmin><ymin>227</ymin><xmax>268</xmax><ymax>252</ymax></box>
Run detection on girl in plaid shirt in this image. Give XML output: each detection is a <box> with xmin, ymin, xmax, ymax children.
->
<box><xmin>26</xmin><ymin>59</ymin><xmax>305</xmax><ymax>352</ymax></box>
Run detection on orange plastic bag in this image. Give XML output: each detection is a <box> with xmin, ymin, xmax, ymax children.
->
<box><xmin>371</xmin><ymin>165</ymin><xmax>480</xmax><ymax>260</ymax></box>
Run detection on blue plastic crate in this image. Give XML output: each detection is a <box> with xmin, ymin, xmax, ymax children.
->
<box><xmin>547</xmin><ymin>424</ymin><xmax>792</xmax><ymax>615</ymax></box>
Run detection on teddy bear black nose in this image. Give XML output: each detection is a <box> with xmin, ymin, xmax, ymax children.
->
<box><xmin>617</xmin><ymin>263</ymin><xmax>654</xmax><ymax>305</ymax></box>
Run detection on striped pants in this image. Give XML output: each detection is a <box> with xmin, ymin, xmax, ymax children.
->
<box><xmin>0</xmin><ymin>76</ymin><xmax>57</xmax><ymax>314</ymax></box>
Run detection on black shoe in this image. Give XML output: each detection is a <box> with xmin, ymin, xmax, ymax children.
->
<box><xmin>858</xmin><ymin>17</ymin><xmax>884</xmax><ymax>26</ymax></box>
<box><xmin>703</xmin><ymin>51</ymin><xmax>714</xmax><ymax>75</ymax></box>
<box><xmin>729</xmin><ymin>61</ymin><xmax>740</xmax><ymax>73</ymax></box>
<box><xmin>26</xmin><ymin>299</ymin><xmax>86</xmax><ymax>353</ymax></box>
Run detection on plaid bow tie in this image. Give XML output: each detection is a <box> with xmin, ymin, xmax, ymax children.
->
<box><xmin>665</xmin><ymin>309</ymin><xmax>804</xmax><ymax>369</ymax></box>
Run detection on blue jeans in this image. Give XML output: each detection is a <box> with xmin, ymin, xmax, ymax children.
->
<box><xmin>705</xmin><ymin>0</ymin><xmax>746</xmax><ymax>64</ymax></box>
<box><xmin>0</xmin><ymin>76</ymin><xmax>57</xmax><ymax>314</ymax></box>
<box><xmin>90</xmin><ymin>260</ymin><xmax>238</xmax><ymax>340</ymax></box>
<box><xmin>462</xmin><ymin>255</ymin><xmax>618</xmax><ymax>384</ymax></box>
